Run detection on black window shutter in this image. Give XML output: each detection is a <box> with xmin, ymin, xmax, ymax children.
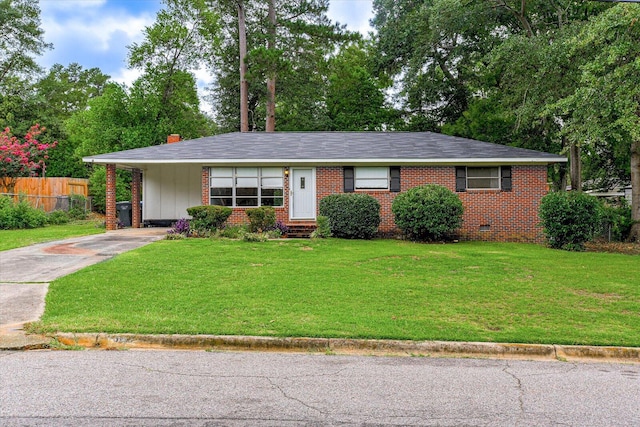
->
<box><xmin>390</xmin><ymin>166</ymin><xmax>401</xmax><ymax>192</ymax></box>
<box><xmin>455</xmin><ymin>167</ymin><xmax>467</xmax><ymax>192</ymax></box>
<box><xmin>344</xmin><ymin>167</ymin><xmax>354</xmax><ymax>193</ymax></box>
<box><xmin>501</xmin><ymin>166</ymin><xmax>512</xmax><ymax>191</ymax></box>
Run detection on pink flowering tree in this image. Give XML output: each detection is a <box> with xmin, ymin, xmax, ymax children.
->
<box><xmin>0</xmin><ymin>125</ymin><xmax>57</xmax><ymax>194</ymax></box>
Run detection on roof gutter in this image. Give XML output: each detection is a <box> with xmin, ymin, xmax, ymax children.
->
<box><xmin>83</xmin><ymin>157</ymin><xmax>567</xmax><ymax>167</ymax></box>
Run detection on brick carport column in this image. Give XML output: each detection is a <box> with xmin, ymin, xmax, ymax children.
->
<box><xmin>201</xmin><ymin>167</ymin><xmax>209</xmax><ymax>205</ymax></box>
<box><xmin>105</xmin><ymin>164</ymin><xmax>117</xmax><ymax>230</ymax></box>
<box><xmin>131</xmin><ymin>168</ymin><xmax>142</xmax><ymax>228</ymax></box>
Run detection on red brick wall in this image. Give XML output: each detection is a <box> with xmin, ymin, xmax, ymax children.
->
<box><xmin>315</xmin><ymin>165</ymin><xmax>547</xmax><ymax>242</ymax></box>
<box><xmin>131</xmin><ymin>168</ymin><xmax>141</xmax><ymax>228</ymax></box>
<box><xmin>201</xmin><ymin>165</ymin><xmax>548</xmax><ymax>242</ymax></box>
<box><xmin>105</xmin><ymin>164</ymin><xmax>117</xmax><ymax>230</ymax></box>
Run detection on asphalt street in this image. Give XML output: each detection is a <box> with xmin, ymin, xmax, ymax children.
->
<box><xmin>1</xmin><ymin>350</ymin><xmax>638</xmax><ymax>426</ymax></box>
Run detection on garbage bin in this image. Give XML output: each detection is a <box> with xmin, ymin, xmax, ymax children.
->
<box><xmin>116</xmin><ymin>201</ymin><xmax>132</xmax><ymax>227</ymax></box>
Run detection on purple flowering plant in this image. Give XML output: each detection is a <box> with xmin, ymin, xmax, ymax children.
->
<box><xmin>168</xmin><ymin>218</ymin><xmax>191</xmax><ymax>236</ymax></box>
<box><xmin>268</xmin><ymin>220</ymin><xmax>289</xmax><ymax>235</ymax></box>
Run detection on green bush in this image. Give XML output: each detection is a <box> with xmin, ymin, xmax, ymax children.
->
<box><xmin>539</xmin><ymin>191</ymin><xmax>603</xmax><ymax>251</ymax></box>
<box><xmin>246</xmin><ymin>206</ymin><xmax>276</xmax><ymax>232</ymax></box>
<box><xmin>600</xmin><ymin>200</ymin><xmax>633</xmax><ymax>242</ymax></box>
<box><xmin>311</xmin><ymin>215</ymin><xmax>331</xmax><ymax>238</ymax></box>
<box><xmin>319</xmin><ymin>193</ymin><xmax>380</xmax><ymax>239</ymax></box>
<box><xmin>0</xmin><ymin>196</ymin><xmax>48</xmax><ymax>229</ymax></box>
<box><xmin>48</xmin><ymin>210</ymin><xmax>71</xmax><ymax>225</ymax></box>
<box><xmin>187</xmin><ymin>205</ymin><xmax>233</xmax><ymax>232</ymax></box>
<box><xmin>218</xmin><ymin>224</ymin><xmax>248</xmax><ymax>239</ymax></box>
<box><xmin>392</xmin><ymin>185</ymin><xmax>463</xmax><ymax>242</ymax></box>
<box><xmin>0</xmin><ymin>196</ymin><xmax>16</xmax><ymax>229</ymax></box>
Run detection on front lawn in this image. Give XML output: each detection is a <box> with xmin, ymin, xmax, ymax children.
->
<box><xmin>0</xmin><ymin>221</ymin><xmax>105</xmax><ymax>251</ymax></box>
<box><xmin>37</xmin><ymin>239</ymin><xmax>640</xmax><ymax>346</ymax></box>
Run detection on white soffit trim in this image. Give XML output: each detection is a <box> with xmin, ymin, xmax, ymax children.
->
<box><xmin>83</xmin><ymin>157</ymin><xmax>567</xmax><ymax>166</ymax></box>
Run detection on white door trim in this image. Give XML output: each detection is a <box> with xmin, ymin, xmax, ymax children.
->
<box><xmin>289</xmin><ymin>167</ymin><xmax>316</xmax><ymax>220</ymax></box>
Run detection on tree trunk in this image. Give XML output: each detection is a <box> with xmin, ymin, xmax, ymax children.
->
<box><xmin>629</xmin><ymin>140</ymin><xmax>640</xmax><ymax>242</ymax></box>
<box><xmin>569</xmin><ymin>139</ymin><xmax>582</xmax><ymax>191</ymax></box>
<box><xmin>0</xmin><ymin>177</ymin><xmax>17</xmax><ymax>194</ymax></box>
<box><xmin>238</xmin><ymin>1</ymin><xmax>249</xmax><ymax>132</ymax></box>
<box><xmin>557</xmin><ymin>163</ymin><xmax>568</xmax><ymax>192</ymax></box>
<box><xmin>265</xmin><ymin>0</ymin><xmax>276</xmax><ymax>132</ymax></box>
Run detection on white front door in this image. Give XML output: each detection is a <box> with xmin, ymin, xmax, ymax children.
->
<box><xmin>290</xmin><ymin>168</ymin><xmax>315</xmax><ymax>219</ymax></box>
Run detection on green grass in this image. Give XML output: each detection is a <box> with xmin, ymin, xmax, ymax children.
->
<box><xmin>37</xmin><ymin>239</ymin><xmax>640</xmax><ymax>347</ymax></box>
<box><xmin>0</xmin><ymin>221</ymin><xmax>105</xmax><ymax>251</ymax></box>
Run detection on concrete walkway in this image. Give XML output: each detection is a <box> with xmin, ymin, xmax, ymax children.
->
<box><xmin>0</xmin><ymin>228</ymin><xmax>168</xmax><ymax>349</ymax></box>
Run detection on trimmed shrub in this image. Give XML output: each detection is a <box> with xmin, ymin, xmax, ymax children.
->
<box><xmin>187</xmin><ymin>205</ymin><xmax>232</xmax><ymax>232</ymax></box>
<box><xmin>246</xmin><ymin>206</ymin><xmax>276</xmax><ymax>232</ymax></box>
<box><xmin>319</xmin><ymin>193</ymin><xmax>380</xmax><ymax>239</ymax></box>
<box><xmin>539</xmin><ymin>191</ymin><xmax>603</xmax><ymax>251</ymax></box>
<box><xmin>392</xmin><ymin>185</ymin><xmax>463</xmax><ymax>242</ymax></box>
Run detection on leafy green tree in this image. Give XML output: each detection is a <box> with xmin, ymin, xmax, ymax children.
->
<box><xmin>34</xmin><ymin>64</ymin><xmax>110</xmax><ymax>177</ymax></box>
<box><xmin>555</xmin><ymin>4</ymin><xmax>640</xmax><ymax>241</ymax></box>
<box><xmin>128</xmin><ymin>0</ymin><xmax>220</xmax><ymax>113</ymax></box>
<box><xmin>371</xmin><ymin>0</ymin><xmax>501</xmax><ymax>129</ymax></box>
<box><xmin>326</xmin><ymin>42</ymin><xmax>389</xmax><ymax>131</ymax></box>
<box><xmin>0</xmin><ymin>0</ymin><xmax>51</xmax><ymax>88</ymax></box>
<box><xmin>210</xmin><ymin>0</ymin><xmax>351</xmax><ymax>131</ymax></box>
<box><xmin>0</xmin><ymin>0</ymin><xmax>50</xmax><ymax>139</ymax></box>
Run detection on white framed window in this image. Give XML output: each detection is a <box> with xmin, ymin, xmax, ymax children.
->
<box><xmin>355</xmin><ymin>167</ymin><xmax>389</xmax><ymax>189</ymax></box>
<box><xmin>466</xmin><ymin>167</ymin><xmax>500</xmax><ymax>189</ymax></box>
<box><xmin>210</xmin><ymin>167</ymin><xmax>284</xmax><ymax>207</ymax></box>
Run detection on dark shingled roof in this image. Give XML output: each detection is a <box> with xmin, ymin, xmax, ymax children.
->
<box><xmin>83</xmin><ymin>132</ymin><xmax>566</xmax><ymax>167</ymax></box>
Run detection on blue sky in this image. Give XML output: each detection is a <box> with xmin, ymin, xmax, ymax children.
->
<box><xmin>38</xmin><ymin>0</ymin><xmax>374</xmax><ymax>89</ymax></box>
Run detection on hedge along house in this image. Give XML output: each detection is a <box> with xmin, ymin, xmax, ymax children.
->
<box><xmin>83</xmin><ymin>132</ymin><xmax>566</xmax><ymax>241</ymax></box>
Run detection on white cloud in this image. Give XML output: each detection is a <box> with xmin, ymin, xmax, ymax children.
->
<box><xmin>111</xmin><ymin>67</ymin><xmax>142</xmax><ymax>87</ymax></box>
<box><xmin>38</xmin><ymin>0</ymin><xmax>159</xmax><ymax>75</ymax></box>
<box><xmin>327</xmin><ymin>0</ymin><xmax>374</xmax><ymax>35</ymax></box>
<box><xmin>42</xmin><ymin>11</ymin><xmax>152</xmax><ymax>53</ymax></box>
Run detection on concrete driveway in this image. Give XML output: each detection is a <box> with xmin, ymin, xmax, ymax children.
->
<box><xmin>0</xmin><ymin>228</ymin><xmax>167</xmax><ymax>338</ymax></box>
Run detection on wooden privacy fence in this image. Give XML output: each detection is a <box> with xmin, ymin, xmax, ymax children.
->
<box><xmin>0</xmin><ymin>177</ymin><xmax>90</xmax><ymax>212</ymax></box>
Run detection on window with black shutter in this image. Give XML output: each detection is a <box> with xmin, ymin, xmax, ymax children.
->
<box><xmin>501</xmin><ymin>166</ymin><xmax>512</xmax><ymax>191</ymax></box>
<box><xmin>343</xmin><ymin>167</ymin><xmax>354</xmax><ymax>192</ymax></box>
<box><xmin>455</xmin><ymin>167</ymin><xmax>467</xmax><ymax>192</ymax></box>
<box><xmin>390</xmin><ymin>166</ymin><xmax>401</xmax><ymax>192</ymax></box>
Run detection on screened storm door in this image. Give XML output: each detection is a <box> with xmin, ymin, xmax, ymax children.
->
<box><xmin>290</xmin><ymin>168</ymin><xmax>315</xmax><ymax>219</ymax></box>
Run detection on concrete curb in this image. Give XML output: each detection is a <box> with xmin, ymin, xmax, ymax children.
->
<box><xmin>52</xmin><ymin>333</ymin><xmax>640</xmax><ymax>363</ymax></box>
<box><xmin>0</xmin><ymin>333</ymin><xmax>50</xmax><ymax>351</ymax></box>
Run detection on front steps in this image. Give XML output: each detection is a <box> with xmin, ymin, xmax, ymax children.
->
<box><xmin>285</xmin><ymin>222</ymin><xmax>317</xmax><ymax>238</ymax></box>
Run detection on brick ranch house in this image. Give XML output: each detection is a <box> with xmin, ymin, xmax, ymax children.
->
<box><xmin>83</xmin><ymin>132</ymin><xmax>566</xmax><ymax>242</ymax></box>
